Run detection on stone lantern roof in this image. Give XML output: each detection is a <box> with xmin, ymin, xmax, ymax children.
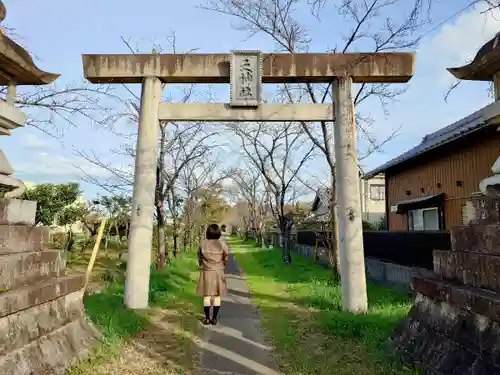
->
<box><xmin>447</xmin><ymin>32</ymin><xmax>500</xmax><ymax>81</ymax></box>
<box><xmin>0</xmin><ymin>1</ymin><xmax>59</xmax><ymax>85</ymax></box>
<box><xmin>0</xmin><ymin>0</ymin><xmax>59</xmax><ymax>198</ymax></box>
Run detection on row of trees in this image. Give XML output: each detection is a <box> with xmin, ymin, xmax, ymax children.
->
<box><xmin>21</xmin><ymin>183</ymin><xmax>130</xmax><ymax>252</ymax></box>
<box><xmin>78</xmin><ymin>87</ymin><xmax>232</xmax><ymax>268</ymax></box>
<box><xmin>23</xmin><ymin>180</ymin><xmax>230</xmax><ymax>260</ymax></box>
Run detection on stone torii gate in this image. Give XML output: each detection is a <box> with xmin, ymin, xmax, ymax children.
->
<box><xmin>82</xmin><ymin>51</ymin><xmax>414</xmax><ymax>312</ymax></box>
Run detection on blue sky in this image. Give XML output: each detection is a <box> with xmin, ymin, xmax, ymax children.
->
<box><xmin>2</xmin><ymin>0</ymin><xmax>500</xmax><ymax>199</ymax></box>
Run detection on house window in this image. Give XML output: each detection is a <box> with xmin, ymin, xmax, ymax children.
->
<box><xmin>408</xmin><ymin>207</ymin><xmax>440</xmax><ymax>231</ymax></box>
<box><xmin>370</xmin><ymin>184</ymin><xmax>385</xmax><ymax>201</ymax></box>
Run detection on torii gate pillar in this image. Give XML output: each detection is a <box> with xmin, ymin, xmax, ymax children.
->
<box><xmin>333</xmin><ymin>77</ymin><xmax>367</xmax><ymax>312</ymax></box>
<box><xmin>125</xmin><ymin>77</ymin><xmax>162</xmax><ymax>309</ymax></box>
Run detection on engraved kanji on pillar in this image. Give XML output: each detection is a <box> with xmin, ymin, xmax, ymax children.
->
<box><xmin>230</xmin><ymin>51</ymin><xmax>262</xmax><ymax>107</ymax></box>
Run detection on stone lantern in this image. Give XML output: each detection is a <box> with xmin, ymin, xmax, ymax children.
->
<box><xmin>0</xmin><ymin>1</ymin><xmax>59</xmax><ymax>199</ymax></box>
<box><xmin>447</xmin><ymin>32</ymin><xmax>500</xmax><ymax>223</ymax></box>
<box><xmin>0</xmin><ymin>3</ymin><xmax>98</xmax><ymax>374</ymax></box>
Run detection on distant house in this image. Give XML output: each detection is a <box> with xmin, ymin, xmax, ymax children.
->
<box><xmin>307</xmin><ymin>173</ymin><xmax>386</xmax><ymax>225</ymax></box>
<box><xmin>364</xmin><ymin>100</ymin><xmax>500</xmax><ymax>231</ymax></box>
<box><xmin>359</xmin><ymin>173</ymin><xmax>386</xmax><ymax>224</ymax></box>
<box><xmin>50</xmin><ymin>194</ymin><xmax>87</xmax><ymax>234</ymax></box>
<box><xmin>309</xmin><ymin>187</ymin><xmax>331</xmax><ymax>223</ymax></box>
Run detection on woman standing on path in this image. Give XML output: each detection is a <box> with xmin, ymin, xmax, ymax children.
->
<box><xmin>196</xmin><ymin>224</ymin><xmax>229</xmax><ymax>325</ymax></box>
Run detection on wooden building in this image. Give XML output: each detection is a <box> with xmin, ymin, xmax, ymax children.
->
<box><xmin>364</xmin><ymin>100</ymin><xmax>500</xmax><ymax>231</ymax></box>
<box><xmin>365</xmin><ymin>31</ymin><xmax>500</xmax><ymax>232</ymax></box>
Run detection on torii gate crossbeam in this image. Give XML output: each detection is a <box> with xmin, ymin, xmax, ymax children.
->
<box><xmin>81</xmin><ymin>51</ymin><xmax>415</xmax><ymax>313</ymax></box>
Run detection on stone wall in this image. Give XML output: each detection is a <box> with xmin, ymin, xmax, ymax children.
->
<box><xmin>0</xmin><ymin>199</ymin><xmax>98</xmax><ymax>375</ymax></box>
<box><xmin>294</xmin><ymin>243</ymin><xmax>431</xmax><ymax>290</ymax></box>
<box><xmin>392</xmin><ymin>195</ymin><xmax>500</xmax><ymax>374</ymax></box>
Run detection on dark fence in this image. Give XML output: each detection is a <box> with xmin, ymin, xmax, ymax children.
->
<box><xmin>296</xmin><ymin>231</ymin><xmax>322</xmax><ymax>247</ymax></box>
<box><xmin>295</xmin><ymin>230</ymin><xmax>451</xmax><ymax>270</ymax></box>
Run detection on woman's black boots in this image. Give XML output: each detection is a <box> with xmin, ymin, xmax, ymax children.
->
<box><xmin>203</xmin><ymin>306</ymin><xmax>211</xmax><ymax>325</ymax></box>
<box><xmin>211</xmin><ymin>306</ymin><xmax>220</xmax><ymax>325</ymax></box>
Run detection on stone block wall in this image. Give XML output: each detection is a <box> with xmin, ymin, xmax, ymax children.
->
<box><xmin>392</xmin><ymin>195</ymin><xmax>500</xmax><ymax>374</ymax></box>
<box><xmin>294</xmin><ymin>243</ymin><xmax>431</xmax><ymax>290</ymax></box>
<box><xmin>0</xmin><ymin>199</ymin><xmax>98</xmax><ymax>375</ymax></box>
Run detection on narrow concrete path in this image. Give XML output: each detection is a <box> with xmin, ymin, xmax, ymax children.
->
<box><xmin>198</xmin><ymin>252</ymin><xmax>281</xmax><ymax>375</ymax></box>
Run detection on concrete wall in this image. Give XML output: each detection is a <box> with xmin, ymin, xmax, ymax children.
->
<box><xmin>49</xmin><ymin>220</ymin><xmax>86</xmax><ymax>234</ymax></box>
<box><xmin>293</xmin><ymin>243</ymin><xmax>432</xmax><ymax>290</ymax></box>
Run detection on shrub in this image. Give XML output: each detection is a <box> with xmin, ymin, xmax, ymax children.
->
<box><xmin>362</xmin><ymin>220</ymin><xmax>376</xmax><ymax>231</ymax></box>
<box><xmin>375</xmin><ymin>214</ymin><xmax>387</xmax><ymax>231</ymax></box>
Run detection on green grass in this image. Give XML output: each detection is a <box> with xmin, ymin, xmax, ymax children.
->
<box><xmin>67</xmin><ymin>251</ymin><xmax>202</xmax><ymax>375</ymax></box>
<box><xmin>230</xmin><ymin>237</ymin><xmax>416</xmax><ymax>375</ymax></box>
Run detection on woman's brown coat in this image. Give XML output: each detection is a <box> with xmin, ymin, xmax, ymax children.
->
<box><xmin>196</xmin><ymin>239</ymin><xmax>229</xmax><ymax>296</ymax></box>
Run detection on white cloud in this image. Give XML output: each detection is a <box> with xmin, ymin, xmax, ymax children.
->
<box><xmin>20</xmin><ymin>134</ymin><xmax>51</xmax><ymax>150</ymax></box>
<box><xmin>419</xmin><ymin>4</ymin><xmax>500</xmax><ymax>87</ymax></box>
<box><xmin>15</xmin><ymin>151</ymin><xmax>120</xmax><ymax>182</ymax></box>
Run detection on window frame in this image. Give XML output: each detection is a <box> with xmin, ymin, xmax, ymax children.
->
<box><xmin>369</xmin><ymin>184</ymin><xmax>386</xmax><ymax>201</ymax></box>
<box><xmin>408</xmin><ymin>207</ymin><xmax>441</xmax><ymax>231</ymax></box>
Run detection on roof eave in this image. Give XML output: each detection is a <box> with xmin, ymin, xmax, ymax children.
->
<box><xmin>0</xmin><ymin>33</ymin><xmax>60</xmax><ymax>85</ymax></box>
<box><xmin>364</xmin><ymin>119</ymin><xmax>496</xmax><ymax>179</ymax></box>
<box><xmin>447</xmin><ymin>40</ymin><xmax>500</xmax><ymax>81</ymax></box>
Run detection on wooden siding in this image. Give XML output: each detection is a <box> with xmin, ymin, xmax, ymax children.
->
<box><xmin>387</xmin><ymin>129</ymin><xmax>500</xmax><ymax>231</ymax></box>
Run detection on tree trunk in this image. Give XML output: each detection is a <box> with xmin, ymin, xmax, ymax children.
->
<box><xmin>172</xmin><ymin>216</ymin><xmax>179</xmax><ymax>257</ymax></box>
<box><xmin>329</xmin><ymin>201</ymin><xmax>341</xmax><ymax>280</ymax></box>
<box><xmin>188</xmin><ymin>223</ymin><xmax>194</xmax><ymax>251</ymax></box>
<box><xmin>173</xmin><ymin>234</ymin><xmax>178</xmax><ymax>257</ymax></box>
<box><xmin>155</xmin><ymin>123</ymin><xmax>168</xmax><ymax>270</ymax></box>
<box><xmin>281</xmin><ymin>228</ymin><xmax>292</xmax><ymax>264</ymax></box>
<box><xmin>104</xmin><ymin>235</ymin><xmax>109</xmax><ymax>255</ymax></box>
<box><xmin>183</xmin><ymin>228</ymin><xmax>189</xmax><ymax>251</ymax></box>
<box><xmin>114</xmin><ymin>222</ymin><xmax>121</xmax><ymax>247</ymax></box>
<box><xmin>65</xmin><ymin>229</ymin><xmax>74</xmax><ymax>252</ymax></box>
<box><xmin>80</xmin><ymin>225</ymin><xmax>98</xmax><ymax>253</ymax></box>
<box><xmin>156</xmin><ymin>206</ymin><xmax>167</xmax><ymax>270</ymax></box>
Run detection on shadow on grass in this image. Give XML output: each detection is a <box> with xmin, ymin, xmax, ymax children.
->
<box><xmin>229</xmin><ymin>236</ymin><xmax>414</xmax><ymax>371</ymax></box>
<box><xmin>253</xmin><ymin>302</ymin><xmax>414</xmax><ymax>375</ymax></box>
<box><xmin>69</xmin><ymin>251</ymin><xmax>202</xmax><ymax>374</ymax></box>
<box><xmin>84</xmin><ymin>255</ymin><xmax>199</xmax><ymax>335</ymax></box>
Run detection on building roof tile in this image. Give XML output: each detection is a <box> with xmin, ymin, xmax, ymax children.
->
<box><xmin>364</xmin><ymin>100</ymin><xmax>500</xmax><ymax>179</ymax></box>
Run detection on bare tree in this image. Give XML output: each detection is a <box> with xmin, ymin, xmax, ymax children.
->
<box><xmin>230</xmin><ymin>166</ymin><xmax>271</xmax><ymax>246</ymax></box>
<box><xmin>156</xmin><ymin>120</ymin><xmax>217</xmax><ymax>267</ymax></box>
<box><xmin>0</xmin><ymin>14</ymin><xmax>122</xmax><ymax>138</ymax></box>
<box><xmin>179</xmin><ymin>153</ymin><xmax>233</xmax><ymax>251</ymax></box>
<box><xmin>10</xmin><ymin>84</ymin><xmax>122</xmax><ymax>138</ymax></box>
<box><xmin>230</xmin><ymin>121</ymin><xmax>314</xmax><ymax>262</ymax></box>
<box><xmin>482</xmin><ymin>0</ymin><xmax>500</xmax><ymax>11</ymax></box>
<box><xmin>76</xmin><ymin>34</ymin><xmax>225</xmax><ymax>269</ymax></box>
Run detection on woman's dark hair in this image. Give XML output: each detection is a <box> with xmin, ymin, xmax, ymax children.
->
<box><xmin>206</xmin><ymin>224</ymin><xmax>222</xmax><ymax>240</ymax></box>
